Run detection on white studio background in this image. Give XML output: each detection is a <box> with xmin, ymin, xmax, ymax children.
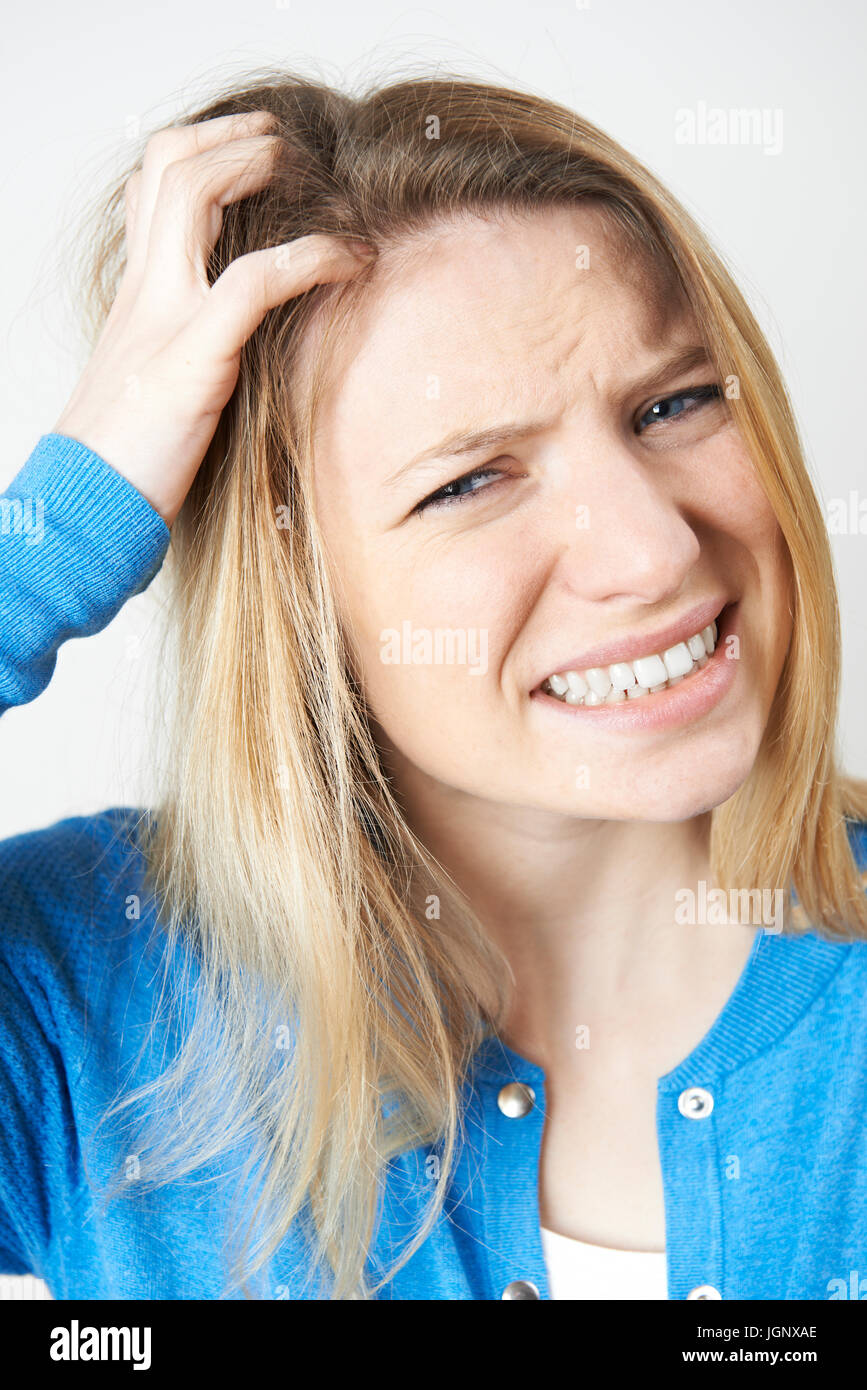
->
<box><xmin>0</xmin><ymin>0</ymin><xmax>864</xmax><ymax>1305</ymax></box>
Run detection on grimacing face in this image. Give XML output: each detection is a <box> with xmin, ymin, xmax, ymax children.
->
<box><xmin>305</xmin><ymin>204</ymin><xmax>793</xmax><ymax>824</ymax></box>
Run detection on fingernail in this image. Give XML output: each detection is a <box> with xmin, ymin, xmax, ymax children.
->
<box><xmin>342</xmin><ymin>238</ymin><xmax>377</xmax><ymax>258</ymax></box>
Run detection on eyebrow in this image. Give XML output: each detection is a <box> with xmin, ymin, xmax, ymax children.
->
<box><xmin>383</xmin><ymin>344</ymin><xmax>715</xmax><ymax>489</ymax></box>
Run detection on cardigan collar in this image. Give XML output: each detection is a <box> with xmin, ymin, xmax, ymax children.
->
<box><xmin>467</xmin><ymin>926</ymin><xmax>849</xmax><ymax>1095</ymax></box>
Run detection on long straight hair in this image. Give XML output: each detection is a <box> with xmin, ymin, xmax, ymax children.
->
<box><xmin>77</xmin><ymin>66</ymin><xmax>867</xmax><ymax>1299</ymax></box>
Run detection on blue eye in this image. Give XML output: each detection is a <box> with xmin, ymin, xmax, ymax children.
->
<box><xmin>637</xmin><ymin>384</ymin><xmax>722</xmax><ymax>431</ymax></box>
<box><xmin>415</xmin><ymin>464</ymin><xmax>506</xmax><ymax>513</ymax></box>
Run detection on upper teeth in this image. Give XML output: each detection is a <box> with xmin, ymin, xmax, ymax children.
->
<box><xmin>543</xmin><ymin>622</ymin><xmax>718</xmax><ymax>706</ymax></box>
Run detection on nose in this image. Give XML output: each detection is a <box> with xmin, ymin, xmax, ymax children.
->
<box><xmin>548</xmin><ymin>434</ymin><xmax>703</xmax><ymax>607</ymax></box>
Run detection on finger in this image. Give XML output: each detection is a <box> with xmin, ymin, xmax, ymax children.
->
<box><xmin>125</xmin><ymin>109</ymin><xmax>277</xmax><ymax>281</ymax></box>
<box><xmin>137</xmin><ymin>135</ymin><xmax>285</xmax><ymax>303</ymax></box>
<box><xmin>179</xmin><ymin>236</ymin><xmax>376</xmax><ymax>365</ymax></box>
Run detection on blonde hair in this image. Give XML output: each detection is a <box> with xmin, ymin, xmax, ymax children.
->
<box><xmin>77</xmin><ymin>66</ymin><xmax>867</xmax><ymax>1300</ymax></box>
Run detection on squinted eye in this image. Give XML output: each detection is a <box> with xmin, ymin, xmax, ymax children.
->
<box><xmin>414</xmin><ymin>464</ymin><xmax>507</xmax><ymax>514</ymax></box>
<box><xmin>637</xmin><ymin>384</ymin><xmax>722</xmax><ymax>431</ymax></box>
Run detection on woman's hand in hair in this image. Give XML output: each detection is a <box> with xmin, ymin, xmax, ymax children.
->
<box><xmin>53</xmin><ymin>110</ymin><xmax>375</xmax><ymax>528</ymax></box>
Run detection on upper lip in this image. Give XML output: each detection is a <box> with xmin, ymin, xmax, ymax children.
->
<box><xmin>534</xmin><ymin>596</ymin><xmax>730</xmax><ymax>689</ymax></box>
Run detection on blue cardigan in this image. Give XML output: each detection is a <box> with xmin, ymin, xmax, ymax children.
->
<box><xmin>1</xmin><ymin>433</ymin><xmax>867</xmax><ymax>1301</ymax></box>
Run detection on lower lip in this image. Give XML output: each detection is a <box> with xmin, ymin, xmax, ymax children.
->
<box><xmin>531</xmin><ymin>604</ymin><xmax>740</xmax><ymax>732</ymax></box>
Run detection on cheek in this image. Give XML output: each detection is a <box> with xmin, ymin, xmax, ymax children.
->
<box><xmin>695</xmin><ymin>442</ymin><xmax>793</xmax><ymax>696</ymax></box>
<box><xmin>346</xmin><ymin>528</ymin><xmax>530</xmax><ymax>738</ymax></box>
<box><xmin>718</xmin><ymin>466</ymin><xmax>780</xmax><ymax>553</ymax></box>
<box><xmin>692</xmin><ymin>430</ymin><xmax>778</xmax><ymax>544</ymax></box>
<box><xmin>706</xmin><ymin>445</ymin><xmax>791</xmax><ymax>593</ymax></box>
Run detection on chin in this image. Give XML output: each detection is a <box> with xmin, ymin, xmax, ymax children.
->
<box><xmin>550</xmin><ymin>754</ymin><xmax>757</xmax><ymax>823</ymax></box>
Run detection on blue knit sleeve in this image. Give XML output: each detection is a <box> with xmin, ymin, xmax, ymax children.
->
<box><xmin>0</xmin><ymin>951</ymin><xmax>76</xmax><ymax>1275</ymax></box>
<box><xmin>0</xmin><ymin>808</ymin><xmax>146</xmax><ymax>1281</ymax></box>
<box><xmin>0</xmin><ymin>433</ymin><xmax>170</xmax><ymax>714</ymax></box>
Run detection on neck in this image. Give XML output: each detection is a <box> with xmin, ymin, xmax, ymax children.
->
<box><xmin>391</xmin><ymin>756</ymin><xmax>757</xmax><ymax>1077</ymax></box>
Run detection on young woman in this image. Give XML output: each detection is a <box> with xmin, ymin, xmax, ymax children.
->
<box><xmin>1</xmin><ymin>69</ymin><xmax>866</xmax><ymax>1302</ymax></box>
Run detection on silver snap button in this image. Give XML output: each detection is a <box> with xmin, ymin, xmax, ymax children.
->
<box><xmin>502</xmin><ymin>1279</ymin><xmax>541</xmax><ymax>1300</ymax></box>
<box><xmin>497</xmin><ymin>1082</ymin><xmax>536</xmax><ymax>1118</ymax></box>
<box><xmin>687</xmin><ymin>1284</ymin><xmax>721</xmax><ymax>1300</ymax></box>
<box><xmin>678</xmin><ymin>1086</ymin><xmax>714</xmax><ymax>1119</ymax></box>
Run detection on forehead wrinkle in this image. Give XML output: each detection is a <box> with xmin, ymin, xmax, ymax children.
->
<box><xmin>298</xmin><ymin>208</ymin><xmax>691</xmax><ymax>483</ymax></box>
<box><xmin>310</xmin><ymin>206</ymin><xmax>600</xmax><ymax>386</ymax></box>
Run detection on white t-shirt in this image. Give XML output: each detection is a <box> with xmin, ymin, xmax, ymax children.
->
<box><xmin>540</xmin><ymin>1225</ymin><xmax>668</xmax><ymax>1299</ymax></box>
